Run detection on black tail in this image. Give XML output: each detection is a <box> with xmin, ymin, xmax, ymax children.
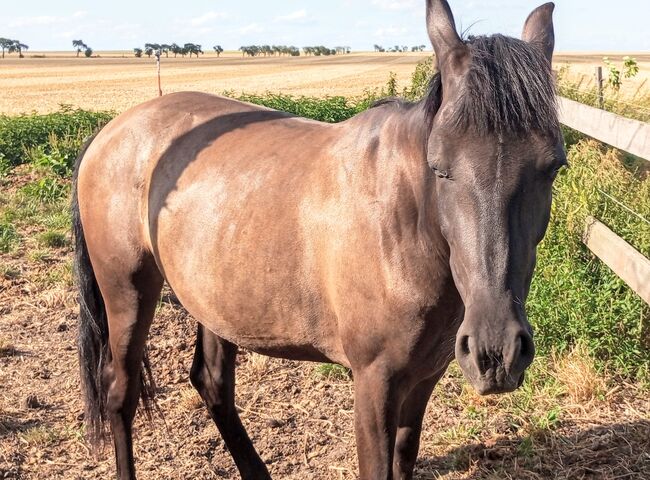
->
<box><xmin>72</xmin><ymin>134</ymin><xmax>157</xmax><ymax>447</ymax></box>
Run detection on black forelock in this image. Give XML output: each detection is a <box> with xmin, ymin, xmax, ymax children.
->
<box><xmin>425</xmin><ymin>34</ymin><xmax>559</xmax><ymax>136</ymax></box>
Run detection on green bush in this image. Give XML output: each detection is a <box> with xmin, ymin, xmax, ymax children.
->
<box><xmin>20</xmin><ymin>178</ymin><xmax>69</xmax><ymax>204</ymax></box>
<box><xmin>0</xmin><ymin>106</ymin><xmax>113</xmax><ymax>167</ymax></box>
<box><xmin>528</xmin><ymin>140</ymin><xmax>649</xmax><ymax>378</ymax></box>
<box><xmin>235</xmin><ymin>93</ymin><xmax>367</xmax><ymax>123</ymax></box>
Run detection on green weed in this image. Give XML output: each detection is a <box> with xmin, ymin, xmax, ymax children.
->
<box><xmin>313</xmin><ymin>363</ymin><xmax>351</xmax><ymax>381</ymax></box>
<box><xmin>0</xmin><ymin>221</ymin><xmax>20</xmax><ymax>253</ymax></box>
<box><xmin>38</xmin><ymin>230</ymin><xmax>69</xmax><ymax>248</ymax></box>
<box><xmin>20</xmin><ymin>177</ymin><xmax>69</xmax><ymax>204</ymax></box>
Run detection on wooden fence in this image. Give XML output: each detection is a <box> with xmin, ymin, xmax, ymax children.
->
<box><xmin>558</xmin><ymin>97</ymin><xmax>650</xmax><ymax>304</ymax></box>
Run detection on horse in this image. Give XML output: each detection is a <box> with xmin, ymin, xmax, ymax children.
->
<box><xmin>72</xmin><ymin>1</ymin><xmax>565</xmax><ymax>478</ymax></box>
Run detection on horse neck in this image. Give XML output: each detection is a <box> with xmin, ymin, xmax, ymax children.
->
<box><xmin>348</xmin><ymin>100</ymin><xmax>445</xmax><ymax>250</ymax></box>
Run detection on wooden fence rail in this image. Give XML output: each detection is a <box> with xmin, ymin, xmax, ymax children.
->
<box><xmin>583</xmin><ymin>217</ymin><xmax>650</xmax><ymax>304</ymax></box>
<box><xmin>558</xmin><ymin>96</ymin><xmax>650</xmax><ymax>304</ymax></box>
<box><xmin>558</xmin><ymin>97</ymin><xmax>650</xmax><ymax>161</ymax></box>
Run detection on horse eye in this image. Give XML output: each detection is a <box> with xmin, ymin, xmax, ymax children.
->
<box><xmin>431</xmin><ymin>165</ymin><xmax>451</xmax><ymax>179</ymax></box>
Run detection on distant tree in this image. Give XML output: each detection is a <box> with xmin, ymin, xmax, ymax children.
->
<box><xmin>144</xmin><ymin>43</ymin><xmax>161</xmax><ymax>57</ymax></box>
<box><xmin>0</xmin><ymin>38</ymin><xmax>12</xmax><ymax>58</ymax></box>
<box><xmin>84</xmin><ymin>47</ymin><xmax>93</xmax><ymax>57</ymax></box>
<box><xmin>213</xmin><ymin>45</ymin><xmax>224</xmax><ymax>57</ymax></box>
<box><xmin>160</xmin><ymin>44</ymin><xmax>171</xmax><ymax>57</ymax></box>
<box><xmin>8</xmin><ymin>40</ymin><xmax>28</xmax><ymax>58</ymax></box>
<box><xmin>72</xmin><ymin>39</ymin><xmax>87</xmax><ymax>57</ymax></box>
<box><xmin>184</xmin><ymin>43</ymin><xmax>202</xmax><ymax>58</ymax></box>
<box><xmin>134</xmin><ymin>48</ymin><xmax>143</xmax><ymax>58</ymax></box>
<box><xmin>170</xmin><ymin>43</ymin><xmax>181</xmax><ymax>57</ymax></box>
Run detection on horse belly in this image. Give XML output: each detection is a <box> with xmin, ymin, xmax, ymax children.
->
<box><xmin>152</xmin><ymin>159</ymin><xmax>347</xmax><ymax>366</ymax></box>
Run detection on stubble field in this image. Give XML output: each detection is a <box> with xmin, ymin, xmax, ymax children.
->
<box><xmin>2</xmin><ymin>51</ymin><xmax>649</xmax><ymax>115</ymax></box>
<box><xmin>1</xmin><ymin>52</ymin><xmax>649</xmax><ymax>479</ymax></box>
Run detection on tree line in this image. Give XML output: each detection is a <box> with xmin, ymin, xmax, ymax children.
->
<box><xmin>238</xmin><ymin>45</ymin><xmax>352</xmax><ymax>57</ymax></box>
<box><xmin>0</xmin><ymin>36</ymin><xmax>427</xmax><ymax>60</ymax></box>
<box><xmin>0</xmin><ymin>38</ymin><xmax>29</xmax><ymax>58</ymax></box>
<box><xmin>134</xmin><ymin>43</ymin><xmax>204</xmax><ymax>58</ymax></box>
<box><xmin>374</xmin><ymin>44</ymin><xmax>427</xmax><ymax>53</ymax></box>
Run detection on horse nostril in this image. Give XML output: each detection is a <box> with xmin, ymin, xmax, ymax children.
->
<box><xmin>517</xmin><ymin>332</ymin><xmax>535</xmax><ymax>367</ymax></box>
<box><xmin>459</xmin><ymin>335</ymin><xmax>471</xmax><ymax>357</ymax></box>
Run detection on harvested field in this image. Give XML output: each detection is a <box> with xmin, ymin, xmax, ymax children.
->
<box><xmin>1</xmin><ymin>52</ymin><xmax>429</xmax><ymax>115</ymax></box>
<box><xmin>2</xmin><ymin>52</ymin><xmax>649</xmax><ymax>115</ymax></box>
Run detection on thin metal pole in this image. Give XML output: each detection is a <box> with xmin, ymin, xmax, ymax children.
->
<box><xmin>156</xmin><ymin>50</ymin><xmax>162</xmax><ymax>97</ymax></box>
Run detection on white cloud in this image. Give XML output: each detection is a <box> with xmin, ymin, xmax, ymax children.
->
<box><xmin>72</xmin><ymin>11</ymin><xmax>88</xmax><ymax>19</ymax></box>
<box><xmin>8</xmin><ymin>16</ymin><xmax>66</xmax><ymax>28</ymax></box>
<box><xmin>239</xmin><ymin>23</ymin><xmax>264</xmax><ymax>34</ymax></box>
<box><xmin>274</xmin><ymin>9</ymin><xmax>308</xmax><ymax>23</ymax></box>
<box><xmin>190</xmin><ymin>11</ymin><xmax>228</xmax><ymax>27</ymax></box>
<box><xmin>371</xmin><ymin>0</ymin><xmax>419</xmax><ymax>11</ymax></box>
<box><xmin>374</xmin><ymin>26</ymin><xmax>410</xmax><ymax>37</ymax></box>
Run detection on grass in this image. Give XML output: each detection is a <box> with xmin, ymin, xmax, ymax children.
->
<box><xmin>0</xmin><ymin>107</ymin><xmax>112</xmax><ymax>167</ymax></box>
<box><xmin>557</xmin><ymin>65</ymin><xmax>650</xmax><ymax>123</ymax></box>
<box><xmin>38</xmin><ymin>230</ymin><xmax>69</xmax><ymax>248</ymax></box>
<box><xmin>18</xmin><ymin>425</ymin><xmax>84</xmax><ymax>447</ymax></box>
<box><xmin>0</xmin><ymin>221</ymin><xmax>20</xmax><ymax>253</ymax></box>
<box><xmin>313</xmin><ymin>363</ymin><xmax>352</xmax><ymax>381</ymax></box>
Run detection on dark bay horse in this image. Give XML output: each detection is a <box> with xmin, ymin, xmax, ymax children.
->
<box><xmin>72</xmin><ymin>1</ymin><xmax>566</xmax><ymax>478</ymax></box>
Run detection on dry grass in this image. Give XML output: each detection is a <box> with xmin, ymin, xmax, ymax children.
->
<box><xmin>554</xmin><ymin>343</ymin><xmax>608</xmax><ymax>404</ymax></box>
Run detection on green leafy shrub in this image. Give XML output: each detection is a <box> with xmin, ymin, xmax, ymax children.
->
<box><xmin>234</xmin><ymin>93</ymin><xmax>366</xmax><ymax>123</ymax></box>
<box><xmin>20</xmin><ymin>178</ymin><xmax>69</xmax><ymax>204</ymax></box>
<box><xmin>528</xmin><ymin>140</ymin><xmax>649</xmax><ymax>378</ymax></box>
<box><xmin>0</xmin><ymin>107</ymin><xmax>113</xmax><ymax>167</ymax></box>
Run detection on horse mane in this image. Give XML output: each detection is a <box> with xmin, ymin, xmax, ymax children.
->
<box><xmin>375</xmin><ymin>34</ymin><xmax>558</xmax><ymax>137</ymax></box>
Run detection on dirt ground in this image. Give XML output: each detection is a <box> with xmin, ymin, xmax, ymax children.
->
<box><xmin>2</xmin><ymin>51</ymin><xmax>649</xmax><ymax>115</ymax></box>
<box><xmin>1</xmin><ymin>265</ymin><xmax>648</xmax><ymax>480</ymax></box>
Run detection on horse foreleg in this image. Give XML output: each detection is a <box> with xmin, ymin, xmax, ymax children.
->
<box><xmin>353</xmin><ymin>365</ymin><xmax>403</xmax><ymax>480</ymax></box>
<box><xmin>190</xmin><ymin>325</ymin><xmax>270</xmax><ymax>480</ymax></box>
<box><xmin>392</xmin><ymin>375</ymin><xmax>441</xmax><ymax>480</ymax></box>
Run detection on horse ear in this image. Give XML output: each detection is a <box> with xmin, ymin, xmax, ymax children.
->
<box><xmin>522</xmin><ymin>2</ymin><xmax>555</xmax><ymax>64</ymax></box>
<box><xmin>426</xmin><ymin>0</ymin><xmax>468</xmax><ymax>81</ymax></box>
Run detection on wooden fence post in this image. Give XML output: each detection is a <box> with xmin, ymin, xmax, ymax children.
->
<box><xmin>595</xmin><ymin>66</ymin><xmax>604</xmax><ymax>109</ymax></box>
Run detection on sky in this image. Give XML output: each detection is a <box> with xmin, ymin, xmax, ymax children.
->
<box><xmin>1</xmin><ymin>0</ymin><xmax>649</xmax><ymax>53</ymax></box>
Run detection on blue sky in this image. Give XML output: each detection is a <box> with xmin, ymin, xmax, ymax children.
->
<box><xmin>1</xmin><ymin>1</ymin><xmax>648</xmax><ymax>52</ymax></box>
